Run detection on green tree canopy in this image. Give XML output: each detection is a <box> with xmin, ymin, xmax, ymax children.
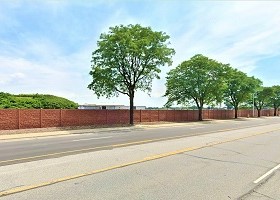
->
<box><xmin>223</xmin><ymin>67</ymin><xmax>262</xmax><ymax>118</ymax></box>
<box><xmin>88</xmin><ymin>24</ymin><xmax>175</xmax><ymax>125</ymax></box>
<box><xmin>270</xmin><ymin>85</ymin><xmax>280</xmax><ymax>116</ymax></box>
<box><xmin>253</xmin><ymin>87</ymin><xmax>274</xmax><ymax>117</ymax></box>
<box><xmin>164</xmin><ymin>54</ymin><xmax>227</xmax><ymax>121</ymax></box>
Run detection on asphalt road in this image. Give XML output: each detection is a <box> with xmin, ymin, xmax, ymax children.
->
<box><xmin>0</xmin><ymin>117</ymin><xmax>280</xmax><ymax>166</ymax></box>
<box><xmin>0</xmin><ymin>117</ymin><xmax>279</xmax><ymax>199</ymax></box>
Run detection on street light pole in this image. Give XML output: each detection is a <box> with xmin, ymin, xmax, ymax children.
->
<box><xmin>252</xmin><ymin>93</ymin><xmax>254</xmax><ymax>117</ymax></box>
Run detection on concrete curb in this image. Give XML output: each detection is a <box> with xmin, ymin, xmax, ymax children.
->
<box><xmin>0</xmin><ymin>126</ymin><xmax>142</xmax><ymax>141</ymax></box>
<box><xmin>0</xmin><ymin>117</ymin><xmax>267</xmax><ymax>141</ymax></box>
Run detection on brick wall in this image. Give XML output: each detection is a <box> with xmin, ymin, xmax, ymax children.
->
<box><xmin>0</xmin><ymin>109</ymin><xmax>19</xmax><ymax>130</ymax></box>
<box><xmin>19</xmin><ymin>109</ymin><xmax>41</xmax><ymax>129</ymax></box>
<box><xmin>42</xmin><ymin>109</ymin><xmax>61</xmax><ymax>128</ymax></box>
<box><xmin>0</xmin><ymin>109</ymin><xmax>276</xmax><ymax>130</ymax></box>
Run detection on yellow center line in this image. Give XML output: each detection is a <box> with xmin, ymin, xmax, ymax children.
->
<box><xmin>0</xmin><ymin>124</ymin><xmax>277</xmax><ymax>165</ymax></box>
<box><xmin>0</xmin><ymin>125</ymin><xmax>259</xmax><ymax>165</ymax></box>
<box><xmin>0</xmin><ymin>127</ymin><xmax>279</xmax><ymax>197</ymax></box>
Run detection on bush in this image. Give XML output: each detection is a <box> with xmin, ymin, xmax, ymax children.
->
<box><xmin>0</xmin><ymin>92</ymin><xmax>78</xmax><ymax>109</ymax></box>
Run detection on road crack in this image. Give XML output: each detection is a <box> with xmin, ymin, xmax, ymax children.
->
<box><xmin>237</xmin><ymin>172</ymin><xmax>276</xmax><ymax>200</ymax></box>
<box><xmin>183</xmin><ymin>153</ymin><xmax>269</xmax><ymax>169</ymax></box>
<box><xmin>254</xmin><ymin>191</ymin><xmax>277</xmax><ymax>200</ymax></box>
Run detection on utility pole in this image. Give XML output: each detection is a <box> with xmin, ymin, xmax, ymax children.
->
<box><xmin>252</xmin><ymin>93</ymin><xmax>255</xmax><ymax>117</ymax></box>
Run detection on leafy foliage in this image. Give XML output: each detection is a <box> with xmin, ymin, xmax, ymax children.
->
<box><xmin>164</xmin><ymin>54</ymin><xmax>227</xmax><ymax>120</ymax></box>
<box><xmin>88</xmin><ymin>24</ymin><xmax>175</xmax><ymax>124</ymax></box>
<box><xmin>253</xmin><ymin>87</ymin><xmax>274</xmax><ymax>117</ymax></box>
<box><xmin>223</xmin><ymin>67</ymin><xmax>262</xmax><ymax>118</ymax></box>
<box><xmin>0</xmin><ymin>93</ymin><xmax>78</xmax><ymax>109</ymax></box>
<box><xmin>270</xmin><ymin>85</ymin><xmax>280</xmax><ymax>116</ymax></box>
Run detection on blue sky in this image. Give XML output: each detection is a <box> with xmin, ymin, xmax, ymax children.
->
<box><xmin>1</xmin><ymin>1</ymin><xmax>280</xmax><ymax>107</ymax></box>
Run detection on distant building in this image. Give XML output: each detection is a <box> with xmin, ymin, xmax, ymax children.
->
<box><xmin>78</xmin><ymin>104</ymin><xmax>146</xmax><ymax>110</ymax></box>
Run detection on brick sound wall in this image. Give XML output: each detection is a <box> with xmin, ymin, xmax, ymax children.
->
<box><xmin>0</xmin><ymin>109</ymin><xmax>19</xmax><ymax>130</ymax></box>
<box><xmin>19</xmin><ymin>109</ymin><xmax>41</xmax><ymax>129</ymax></box>
<box><xmin>42</xmin><ymin>109</ymin><xmax>61</xmax><ymax>128</ymax></box>
<box><xmin>0</xmin><ymin>109</ymin><xmax>275</xmax><ymax>130</ymax></box>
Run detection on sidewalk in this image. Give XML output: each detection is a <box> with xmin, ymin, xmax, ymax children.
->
<box><xmin>0</xmin><ymin>118</ymin><xmax>254</xmax><ymax>141</ymax></box>
<box><xmin>0</xmin><ymin>126</ymin><xmax>139</xmax><ymax>141</ymax></box>
<box><xmin>0</xmin><ymin>122</ymin><xmax>199</xmax><ymax>141</ymax></box>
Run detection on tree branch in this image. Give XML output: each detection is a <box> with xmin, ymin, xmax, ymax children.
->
<box><xmin>134</xmin><ymin>56</ymin><xmax>151</xmax><ymax>84</ymax></box>
<box><xmin>115</xmin><ymin>87</ymin><xmax>129</xmax><ymax>96</ymax></box>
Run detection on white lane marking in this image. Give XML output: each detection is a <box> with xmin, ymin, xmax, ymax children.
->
<box><xmin>190</xmin><ymin>127</ymin><xmax>205</xmax><ymax>130</ymax></box>
<box><xmin>254</xmin><ymin>164</ymin><xmax>280</xmax><ymax>184</ymax></box>
<box><xmin>72</xmin><ymin>136</ymin><xmax>113</xmax><ymax>142</ymax></box>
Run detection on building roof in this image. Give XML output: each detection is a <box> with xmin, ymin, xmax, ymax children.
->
<box><xmin>79</xmin><ymin>104</ymin><xmax>125</xmax><ymax>107</ymax></box>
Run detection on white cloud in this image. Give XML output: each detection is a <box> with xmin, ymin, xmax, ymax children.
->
<box><xmin>170</xmin><ymin>1</ymin><xmax>280</xmax><ymax>75</ymax></box>
<box><xmin>1</xmin><ymin>1</ymin><xmax>280</xmax><ymax>107</ymax></box>
<box><xmin>11</xmin><ymin>72</ymin><xmax>25</xmax><ymax>78</ymax></box>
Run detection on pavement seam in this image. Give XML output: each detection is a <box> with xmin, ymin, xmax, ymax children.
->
<box><xmin>0</xmin><ymin>127</ymin><xmax>279</xmax><ymax>197</ymax></box>
<box><xmin>237</xmin><ymin>173</ymin><xmax>277</xmax><ymax>200</ymax></box>
<box><xmin>0</xmin><ymin>119</ymin><xmax>278</xmax><ymax>141</ymax></box>
<box><xmin>0</xmin><ymin>125</ymin><xmax>268</xmax><ymax>165</ymax></box>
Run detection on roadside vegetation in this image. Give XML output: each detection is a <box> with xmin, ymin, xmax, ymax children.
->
<box><xmin>165</xmin><ymin>55</ymin><xmax>280</xmax><ymax>120</ymax></box>
<box><xmin>88</xmin><ymin>24</ymin><xmax>175</xmax><ymax>125</ymax></box>
<box><xmin>0</xmin><ymin>93</ymin><xmax>78</xmax><ymax>109</ymax></box>
<box><xmin>1</xmin><ymin>25</ymin><xmax>277</xmax><ymax>122</ymax></box>
<box><xmin>88</xmin><ymin>24</ymin><xmax>280</xmax><ymax>123</ymax></box>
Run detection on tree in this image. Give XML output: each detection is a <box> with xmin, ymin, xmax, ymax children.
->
<box><xmin>165</xmin><ymin>54</ymin><xmax>227</xmax><ymax>121</ymax></box>
<box><xmin>223</xmin><ymin>68</ymin><xmax>262</xmax><ymax>118</ymax></box>
<box><xmin>270</xmin><ymin>85</ymin><xmax>280</xmax><ymax>116</ymax></box>
<box><xmin>88</xmin><ymin>24</ymin><xmax>175</xmax><ymax>125</ymax></box>
<box><xmin>253</xmin><ymin>87</ymin><xmax>274</xmax><ymax>117</ymax></box>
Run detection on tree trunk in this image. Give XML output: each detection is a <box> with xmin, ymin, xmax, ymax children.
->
<box><xmin>234</xmin><ymin>107</ymin><xmax>238</xmax><ymax>119</ymax></box>
<box><xmin>198</xmin><ymin>108</ymin><xmax>203</xmax><ymax>121</ymax></box>
<box><xmin>257</xmin><ymin>109</ymin><xmax>261</xmax><ymax>117</ymax></box>
<box><xmin>129</xmin><ymin>92</ymin><xmax>134</xmax><ymax>125</ymax></box>
<box><xmin>274</xmin><ymin>107</ymin><xmax>277</xmax><ymax>116</ymax></box>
